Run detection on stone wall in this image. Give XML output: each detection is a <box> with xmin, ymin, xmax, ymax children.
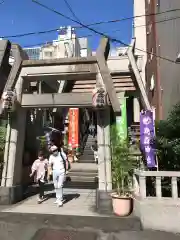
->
<box><xmin>133</xmin><ymin>169</ymin><xmax>180</xmax><ymax>233</ymax></box>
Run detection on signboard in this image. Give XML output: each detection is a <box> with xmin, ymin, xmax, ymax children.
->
<box><xmin>68</xmin><ymin>108</ymin><xmax>79</xmax><ymax>149</ymax></box>
<box><xmin>116</xmin><ymin>98</ymin><xmax>127</xmax><ymax>141</ymax></box>
<box><xmin>92</xmin><ymin>88</ymin><xmax>107</xmax><ymax>109</ymax></box>
<box><xmin>140</xmin><ymin>110</ymin><xmax>156</xmax><ymax>168</ymax></box>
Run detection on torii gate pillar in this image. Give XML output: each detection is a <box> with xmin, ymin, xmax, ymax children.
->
<box><xmin>1</xmin><ymin>75</ymin><xmax>27</xmax><ymax>204</ymax></box>
<box><xmin>96</xmin><ymin>108</ymin><xmax>112</xmax><ymax>213</ymax></box>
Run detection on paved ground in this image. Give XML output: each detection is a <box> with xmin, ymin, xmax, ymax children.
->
<box><xmin>0</xmin><ymin>188</ymin><xmax>179</xmax><ymax>239</ymax></box>
<box><xmin>2</xmin><ymin>188</ymin><xmax>98</xmax><ymax>216</ymax></box>
<box><xmin>30</xmin><ymin>229</ymin><xmax>180</xmax><ymax>240</ymax></box>
<box><xmin>0</xmin><ymin>225</ymin><xmax>179</xmax><ymax>240</ymax></box>
<box><xmin>0</xmin><ymin>163</ymin><xmax>179</xmax><ymax>239</ymax></box>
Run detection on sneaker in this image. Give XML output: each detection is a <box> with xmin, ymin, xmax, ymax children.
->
<box><xmin>57</xmin><ymin>200</ymin><xmax>63</xmax><ymax>207</ymax></box>
<box><xmin>54</xmin><ymin>199</ymin><xmax>58</xmax><ymax>204</ymax></box>
<box><xmin>37</xmin><ymin>197</ymin><xmax>43</xmax><ymax>204</ymax></box>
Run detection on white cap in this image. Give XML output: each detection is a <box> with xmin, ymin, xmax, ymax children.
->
<box><xmin>50</xmin><ymin>145</ymin><xmax>58</xmax><ymax>152</ymax></box>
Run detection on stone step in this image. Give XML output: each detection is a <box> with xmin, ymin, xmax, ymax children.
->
<box><xmin>68</xmin><ymin>171</ymin><xmax>97</xmax><ymax>177</ymax></box>
<box><xmin>83</xmin><ymin>148</ymin><xmax>92</xmax><ymax>151</ymax></box>
<box><xmin>80</xmin><ymin>154</ymin><xmax>94</xmax><ymax>158</ymax></box>
<box><xmin>84</xmin><ymin>145</ymin><xmax>93</xmax><ymax>149</ymax></box>
<box><xmin>64</xmin><ymin>181</ymin><xmax>98</xmax><ymax>189</ymax></box>
<box><xmin>79</xmin><ymin>158</ymin><xmax>94</xmax><ymax>162</ymax></box>
<box><xmin>86</xmin><ymin>139</ymin><xmax>94</xmax><ymax>142</ymax></box>
<box><xmin>80</xmin><ymin>155</ymin><xmax>94</xmax><ymax>159</ymax></box>
<box><xmin>67</xmin><ymin>175</ymin><xmax>98</xmax><ymax>183</ymax></box>
<box><xmin>69</xmin><ymin>164</ymin><xmax>98</xmax><ymax>173</ymax></box>
<box><xmin>24</xmin><ymin>182</ymin><xmax>98</xmax><ymax>196</ymax></box>
<box><xmin>79</xmin><ymin>158</ymin><xmax>94</xmax><ymax>161</ymax></box>
<box><xmin>78</xmin><ymin>160</ymin><xmax>95</xmax><ymax>163</ymax></box>
<box><xmin>82</xmin><ymin>150</ymin><xmax>93</xmax><ymax>153</ymax></box>
<box><xmin>0</xmin><ymin>211</ymin><xmax>141</xmax><ymax>233</ymax></box>
<box><xmin>80</xmin><ymin>152</ymin><xmax>94</xmax><ymax>155</ymax></box>
<box><xmin>64</xmin><ymin>175</ymin><xmax>98</xmax><ymax>189</ymax></box>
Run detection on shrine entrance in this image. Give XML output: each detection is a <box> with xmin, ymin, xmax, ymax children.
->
<box><xmin>0</xmin><ymin>38</ymin><xmax>120</xmax><ymax>213</ymax></box>
<box><xmin>21</xmin><ymin>107</ymin><xmax>99</xmax><ymax>190</ymax></box>
<box><xmin>0</xmin><ymin>37</ymin><xmax>151</xmax><ymax>213</ymax></box>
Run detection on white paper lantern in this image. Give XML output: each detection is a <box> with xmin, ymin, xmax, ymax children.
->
<box><xmin>92</xmin><ymin>88</ymin><xmax>107</xmax><ymax>109</ymax></box>
<box><xmin>1</xmin><ymin>90</ymin><xmax>17</xmax><ymax>112</ymax></box>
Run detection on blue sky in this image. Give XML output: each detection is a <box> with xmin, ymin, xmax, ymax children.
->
<box><xmin>0</xmin><ymin>0</ymin><xmax>134</xmax><ymax>50</ymax></box>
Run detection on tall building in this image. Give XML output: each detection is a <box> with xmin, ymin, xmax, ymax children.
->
<box><xmin>134</xmin><ymin>0</ymin><xmax>180</xmax><ymax>119</ymax></box>
<box><xmin>40</xmin><ymin>26</ymin><xmax>81</xmax><ymax>59</ymax></box>
<box><xmin>24</xmin><ymin>26</ymin><xmax>91</xmax><ymax>60</ymax></box>
<box><xmin>78</xmin><ymin>37</ymin><xmax>91</xmax><ymax>57</ymax></box>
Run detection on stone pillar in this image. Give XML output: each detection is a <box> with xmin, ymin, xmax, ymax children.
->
<box><xmin>133</xmin><ymin>97</ymin><xmax>140</xmax><ymax>123</ymax></box>
<box><xmin>0</xmin><ymin>76</ymin><xmax>26</xmax><ymax>204</ymax></box>
<box><xmin>6</xmin><ymin>109</ymin><xmax>26</xmax><ymax>187</ymax></box>
<box><xmin>96</xmin><ymin>107</ymin><xmax>113</xmax><ymax>213</ymax></box>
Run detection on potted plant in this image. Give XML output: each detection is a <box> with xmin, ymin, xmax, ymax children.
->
<box><xmin>111</xmin><ymin>126</ymin><xmax>137</xmax><ymax>216</ymax></box>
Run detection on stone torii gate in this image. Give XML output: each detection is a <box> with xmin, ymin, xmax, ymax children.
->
<box><xmin>0</xmin><ymin>37</ymin><xmax>151</xmax><ymax>212</ymax></box>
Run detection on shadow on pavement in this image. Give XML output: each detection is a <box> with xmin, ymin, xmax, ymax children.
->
<box><xmin>45</xmin><ymin>192</ymin><xmax>80</xmax><ymax>204</ymax></box>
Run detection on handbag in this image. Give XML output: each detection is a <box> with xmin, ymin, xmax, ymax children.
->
<box><xmin>47</xmin><ymin>165</ymin><xmax>53</xmax><ymax>181</ymax></box>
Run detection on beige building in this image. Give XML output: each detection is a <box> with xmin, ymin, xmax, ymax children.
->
<box><xmin>134</xmin><ymin>0</ymin><xmax>180</xmax><ymax>119</ymax></box>
<box><xmin>40</xmin><ymin>26</ymin><xmax>80</xmax><ymax>59</ymax></box>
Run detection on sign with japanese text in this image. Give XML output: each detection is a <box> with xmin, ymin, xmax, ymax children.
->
<box><xmin>68</xmin><ymin>108</ymin><xmax>79</xmax><ymax>149</ymax></box>
<box><xmin>140</xmin><ymin>110</ymin><xmax>156</xmax><ymax>168</ymax></box>
<box><xmin>92</xmin><ymin>88</ymin><xmax>107</xmax><ymax>108</ymax></box>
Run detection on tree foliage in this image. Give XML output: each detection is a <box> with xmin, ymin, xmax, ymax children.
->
<box><xmin>155</xmin><ymin>103</ymin><xmax>180</xmax><ymax>170</ymax></box>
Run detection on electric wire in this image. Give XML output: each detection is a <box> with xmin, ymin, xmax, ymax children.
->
<box><xmin>32</xmin><ymin>3</ymin><xmax>180</xmax><ymax>29</ymax></box>
<box><xmin>31</xmin><ymin>0</ymin><xmax>176</xmax><ymax>63</ymax></box>
<box><xmin>1</xmin><ymin>8</ymin><xmax>180</xmax><ymax>39</ymax></box>
<box><xmin>63</xmin><ymin>0</ymin><xmax>81</xmax><ymax>22</ymax></box>
<box><xmin>22</xmin><ymin>15</ymin><xmax>180</xmax><ymax>48</ymax></box>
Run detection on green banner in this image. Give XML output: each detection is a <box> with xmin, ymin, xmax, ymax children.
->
<box><xmin>116</xmin><ymin>98</ymin><xmax>127</xmax><ymax>141</ymax></box>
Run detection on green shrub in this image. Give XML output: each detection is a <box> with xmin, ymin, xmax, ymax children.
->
<box><xmin>110</xmin><ymin>125</ymin><xmax>138</xmax><ymax>196</ymax></box>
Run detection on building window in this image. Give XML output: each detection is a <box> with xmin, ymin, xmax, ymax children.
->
<box><xmin>150</xmin><ymin>48</ymin><xmax>153</xmax><ymax>61</ymax></box>
<box><xmin>64</xmin><ymin>48</ymin><xmax>68</xmax><ymax>58</ymax></box>
<box><xmin>24</xmin><ymin>48</ymin><xmax>40</xmax><ymax>60</ymax></box>
<box><xmin>44</xmin><ymin>51</ymin><xmax>53</xmax><ymax>58</ymax></box>
<box><xmin>147</xmin><ymin>23</ymin><xmax>152</xmax><ymax>35</ymax></box>
<box><xmin>150</xmin><ymin>74</ymin><xmax>155</xmax><ymax>91</ymax></box>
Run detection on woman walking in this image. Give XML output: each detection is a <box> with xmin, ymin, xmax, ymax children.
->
<box><xmin>91</xmin><ymin>140</ymin><xmax>98</xmax><ymax>164</ymax></box>
<box><xmin>49</xmin><ymin>145</ymin><xmax>68</xmax><ymax>207</ymax></box>
<box><xmin>30</xmin><ymin>150</ymin><xmax>48</xmax><ymax>203</ymax></box>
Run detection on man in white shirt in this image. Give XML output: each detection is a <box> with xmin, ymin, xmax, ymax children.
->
<box><xmin>49</xmin><ymin>145</ymin><xmax>67</xmax><ymax>207</ymax></box>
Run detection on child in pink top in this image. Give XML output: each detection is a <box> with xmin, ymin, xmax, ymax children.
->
<box><xmin>30</xmin><ymin>151</ymin><xmax>48</xmax><ymax>203</ymax></box>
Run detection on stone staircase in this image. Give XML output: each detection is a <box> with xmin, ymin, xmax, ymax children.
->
<box><xmin>130</xmin><ymin>122</ymin><xmax>140</xmax><ymax>144</ymax></box>
<box><xmin>79</xmin><ymin>134</ymin><xmax>95</xmax><ymax>163</ymax></box>
<box><xmin>65</xmin><ymin>163</ymin><xmax>98</xmax><ymax>189</ymax></box>
<box><xmin>129</xmin><ymin>122</ymin><xmax>142</xmax><ymax>163</ymax></box>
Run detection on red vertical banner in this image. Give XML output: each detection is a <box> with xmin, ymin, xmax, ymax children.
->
<box><xmin>68</xmin><ymin>108</ymin><xmax>79</xmax><ymax>149</ymax></box>
<box><xmin>68</xmin><ymin>109</ymin><xmax>72</xmax><ymax>148</ymax></box>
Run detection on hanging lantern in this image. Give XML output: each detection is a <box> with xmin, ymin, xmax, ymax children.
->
<box><xmin>92</xmin><ymin>87</ymin><xmax>107</xmax><ymax>109</ymax></box>
<box><xmin>1</xmin><ymin>90</ymin><xmax>17</xmax><ymax>112</ymax></box>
